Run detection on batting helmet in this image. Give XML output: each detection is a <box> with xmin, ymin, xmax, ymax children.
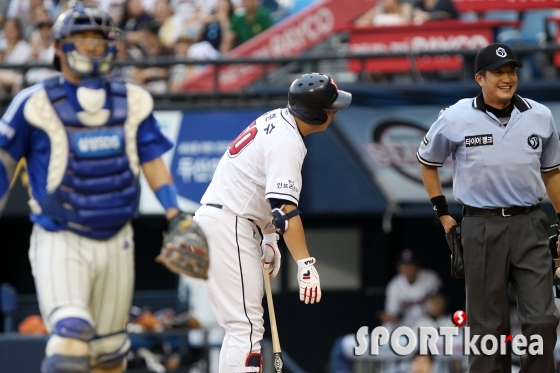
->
<box><xmin>288</xmin><ymin>73</ymin><xmax>352</xmax><ymax>125</ymax></box>
<box><xmin>52</xmin><ymin>2</ymin><xmax>121</xmax><ymax>76</ymax></box>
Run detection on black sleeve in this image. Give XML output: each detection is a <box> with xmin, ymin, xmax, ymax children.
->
<box><xmin>268</xmin><ymin>198</ymin><xmax>297</xmax><ymax>209</ymax></box>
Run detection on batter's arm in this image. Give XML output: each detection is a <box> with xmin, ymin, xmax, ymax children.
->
<box><xmin>281</xmin><ymin>204</ymin><xmax>311</xmax><ymax>261</ymax></box>
<box><xmin>141</xmin><ymin>156</ymin><xmax>180</xmax><ymax>220</ymax></box>
<box><xmin>542</xmin><ymin>168</ymin><xmax>560</xmax><ymax>213</ymax></box>
<box><xmin>420</xmin><ymin>163</ymin><xmax>456</xmax><ymax>233</ymax></box>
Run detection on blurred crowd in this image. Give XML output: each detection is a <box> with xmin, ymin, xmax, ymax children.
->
<box><xmin>0</xmin><ymin>0</ymin><xmax>285</xmax><ymax>96</ymax></box>
<box><xmin>354</xmin><ymin>0</ymin><xmax>458</xmax><ymax>27</ymax></box>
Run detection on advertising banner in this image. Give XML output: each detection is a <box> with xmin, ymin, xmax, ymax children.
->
<box><xmin>347</xmin><ymin>21</ymin><xmax>498</xmax><ymax>74</ymax></box>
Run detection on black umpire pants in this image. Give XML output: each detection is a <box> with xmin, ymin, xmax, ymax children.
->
<box><xmin>462</xmin><ymin>209</ymin><xmax>559</xmax><ymax>373</ymax></box>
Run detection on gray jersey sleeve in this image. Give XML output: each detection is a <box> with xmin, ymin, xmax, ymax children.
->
<box><xmin>540</xmin><ymin>115</ymin><xmax>560</xmax><ymax>172</ymax></box>
<box><xmin>416</xmin><ymin>109</ymin><xmax>453</xmax><ymax>167</ymax></box>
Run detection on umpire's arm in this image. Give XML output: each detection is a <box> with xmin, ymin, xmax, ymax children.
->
<box><xmin>420</xmin><ymin>164</ymin><xmax>457</xmax><ymax>233</ymax></box>
<box><xmin>542</xmin><ymin>168</ymin><xmax>560</xmax><ymax>213</ymax></box>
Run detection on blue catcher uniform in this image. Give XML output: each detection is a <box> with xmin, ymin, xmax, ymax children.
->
<box><xmin>0</xmin><ymin>4</ymin><xmax>174</xmax><ymax>373</ymax></box>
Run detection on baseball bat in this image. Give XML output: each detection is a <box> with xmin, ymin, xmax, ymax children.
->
<box><xmin>262</xmin><ymin>267</ymin><xmax>285</xmax><ymax>373</ymax></box>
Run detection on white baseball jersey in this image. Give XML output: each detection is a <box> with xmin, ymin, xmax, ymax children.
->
<box><xmin>384</xmin><ymin>269</ymin><xmax>442</xmax><ymax>328</ymax></box>
<box><xmin>194</xmin><ymin>107</ymin><xmax>308</xmax><ymax>373</ymax></box>
<box><xmin>200</xmin><ymin>108</ymin><xmax>306</xmax><ymax>227</ymax></box>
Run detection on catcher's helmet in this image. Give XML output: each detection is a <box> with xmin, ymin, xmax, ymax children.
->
<box><xmin>288</xmin><ymin>73</ymin><xmax>352</xmax><ymax>125</ymax></box>
<box><xmin>52</xmin><ymin>3</ymin><xmax>121</xmax><ymax>76</ymax></box>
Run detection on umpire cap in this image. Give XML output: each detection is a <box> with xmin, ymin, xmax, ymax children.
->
<box><xmin>288</xmin><ymin>73</ymin><xmax>352</xmax><ymax>125</ymax></box>
<box><xmin>475</xmin><ymin>43</ymin><xmax>522</xmax><ymax>74</ymax></box>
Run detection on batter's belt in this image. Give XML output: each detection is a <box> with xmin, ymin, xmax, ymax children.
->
<box><xmin>205</xmin><ymin>204</ymin><xmax>261</xmax><ymax>229</ymax></box>
<box><xmin>463</xmin><ymin>204</ymin><xmax>540</xmax><ymax>217</ymax></box>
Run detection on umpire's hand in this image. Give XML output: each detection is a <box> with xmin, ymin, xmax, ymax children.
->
<box><xmin>440</xmin><ymin>215</ymin><xmax>457</xmax><ymax>234</ymax></box>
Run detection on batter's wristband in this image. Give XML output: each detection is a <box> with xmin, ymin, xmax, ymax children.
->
<box><xmin>430</xmin><ymin>195</ymin><xmax>449</xmax><ymax>218</ymax></box>
<box><xmin>155</xmin><ymin>184</ymin><xmax>179</xmax><ymax>211</ymax></box>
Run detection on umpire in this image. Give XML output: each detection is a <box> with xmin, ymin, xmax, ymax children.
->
<box><xmin>417</xmin><ymin>43</ymin><xmax>560</xmax><ymax>373</ymax></box>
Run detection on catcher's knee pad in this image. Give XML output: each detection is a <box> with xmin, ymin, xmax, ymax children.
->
<box><xmin>230</xmin><ymin>352</ymin><xmax>262</xmax><ymax>372</ymax></box>
<box><xmin>42</xmin><ymin>335</ymin><xmax>90</xmax><ymax>373</ymax></box>
<box><xmin>42</xmin><ymin>307</ymin><xmax>95</xmax><ymax>373</ymax></box>
<box><xmin>90</xmin><ymin>332</ymin><xmax>131</xmax><ymax>369</ymax></box>
<box><xmin>48</xmin><ymin>307</ymin><xmax>95</xmax><ymax>341</ymax></box>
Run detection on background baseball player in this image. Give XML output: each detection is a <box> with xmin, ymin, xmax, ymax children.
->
<box><xmin>0</xmin><ymin>3</ymin><xmax>197</xmax><ymax>373</ymax></box>
<box><xmin>417</xmin><ymin>43</ymin><xmax>560</xmax><ymax>372</ymax></box>
<box><xmin>193</xmin><ymin>73</ymin><xmax>352</xmax><ymax>373</ymax></box>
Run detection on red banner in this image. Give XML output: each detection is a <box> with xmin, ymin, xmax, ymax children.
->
<box><xmin>179</xmin><ymin>0</ymin><xmax>376</xmax><ymax>92</ymax></box>
<box><xmin>347</xmin><ymin>20</ymin><xmax>507</xmax><ymax>74</ymax></box>
<box><xmin>453</xmin><ymin>0</ymin><xmax>560</xmax><ymax>13</ymax></box>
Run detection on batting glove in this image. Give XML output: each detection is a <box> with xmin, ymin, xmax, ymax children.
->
<box><xmin>297</xmin><ymin>257</ymin><xmax>321</xmax><ymax>304</ymax></box>
<box><xmin>261</xmin><ymin>233</ymin><xmax>281</xmax><ymax>277</ymax></box>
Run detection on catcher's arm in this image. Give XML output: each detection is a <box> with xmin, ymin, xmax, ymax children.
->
<box><xmin>141</xmin><ymin>157</ymin><xmax>180</xmax><ymax>220</ymax></box>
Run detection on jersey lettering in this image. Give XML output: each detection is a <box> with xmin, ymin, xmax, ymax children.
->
<box><xmin>465</xmin><ymin>134</ymin><xmax>493</xmax><ymax>147</ymax></box>
<box><xmin>228</xmin><ymin>121</ymin><xmax>257</xmax><ymax>157</ymax></box>
<box><xmin>264</xmin><ymin>123</ymin><xmax>275</xmax><ymax>134</ymax></box>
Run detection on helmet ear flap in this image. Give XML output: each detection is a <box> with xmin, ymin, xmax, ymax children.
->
<box><xmin>288</xmin><ymin>104</ymin><xmax>327</xmax><ymax>125</ymax></box>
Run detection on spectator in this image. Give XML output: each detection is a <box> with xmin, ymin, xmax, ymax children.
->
<box><xmin>196</xmin><ymin>0</ymin><xmax>235</xmax><ymax>53</ymax></box>
<box><xmin>170</xmin><ymin>34</ymin><xmax>193</xmax><ymax>92</ymax></box>
<box><xmin>119</xmin><ymin>0</ymin><xmax>155</xmax><ymax>46</ymax></box>
<box><xmin>0</xmin><ymin>1</ymin><xmax>8</xmax><ymax>30</ymax></box>
<box><xmin>153</xmin><ymin>0</ymin><xmax>183</xmax><ymax>47</ymax></box>
<box><xmin>25</xmin><ymin>14</ymin><xmax>57</xmax><ymax>84</ymax></box>
<box><xmin>355</xmin><ymin>0</ymin><xmax>412</xmax><ymax>27</ymax></box>
<box><xmin>6</xmin><ymin>0</ymin><xmax>56</xmax><ymax>39</ymax></box>
<box><xmin>412</xmin><ymin>0</ymin><xmax>458</xmax><ymax>23</ymax></box>
<box><xmin>378</xmin><ymin>248</ymin><xmax>442</xmax><ymax>330</ymax></box>
<box><xmin>172</xmin><ymin>0</ymin><xmax>221</xmax><ymax>18</ymax></box>
<box><xmin>99</xmin><ymin>0</ymin><xmax>127</xmax><ymax>25</ymax></box>
<box><xmin>223</xmin><ymin>0</ymin><xmax>273</xmax><ymax>52</ymax></box>
<box><xmin>0</xmin><ymin>18</ymin><xmax>32</xmax><ymax>96</ymax></box>
<box><xmin>130</xmin><ymin>21</ymin><xmax>174</xmax><ymax>94</ymax></box>
<box><xmin>169</xmin><ymin>33</ymin><xmax>220</xmax><ymax>91</ymax></box>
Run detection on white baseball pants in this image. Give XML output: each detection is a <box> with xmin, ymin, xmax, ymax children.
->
<box><xmin>28</xmin><ymin>224</ymin><xmax>135</xmax><ymax>337</ymax></box>
<box><xmin>195</xmin><ymin>205</ymin><xmax>265</xmax><ymax>373</ymax></box>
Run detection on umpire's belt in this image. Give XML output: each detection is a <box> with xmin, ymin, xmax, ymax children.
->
<box><xmin>463</xmin><ymin>204</ymin><xmax>540</xmax><ymax>217</ymax></box>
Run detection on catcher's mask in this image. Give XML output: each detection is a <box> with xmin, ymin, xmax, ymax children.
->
<box><xmin>52</xmin><ymin>3</ymin><xmax>122</xmax><ymax>77</ymax></box>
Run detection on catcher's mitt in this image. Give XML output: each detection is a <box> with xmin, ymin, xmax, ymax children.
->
<box><xmin>156</xmin><ymin>212</ymin><xmax>209</xmax><ymax>279</ymax></box>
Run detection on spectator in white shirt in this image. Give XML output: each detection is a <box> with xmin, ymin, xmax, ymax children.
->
<box><xmin>378</xmin><ymin>249</ymin><xmax>442</xmax><ymax>330</ymax></box>
<box><xmin>0</xmin><ymin>18</ymin><xmax>33</xmax><ymax>96</ymax></box>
